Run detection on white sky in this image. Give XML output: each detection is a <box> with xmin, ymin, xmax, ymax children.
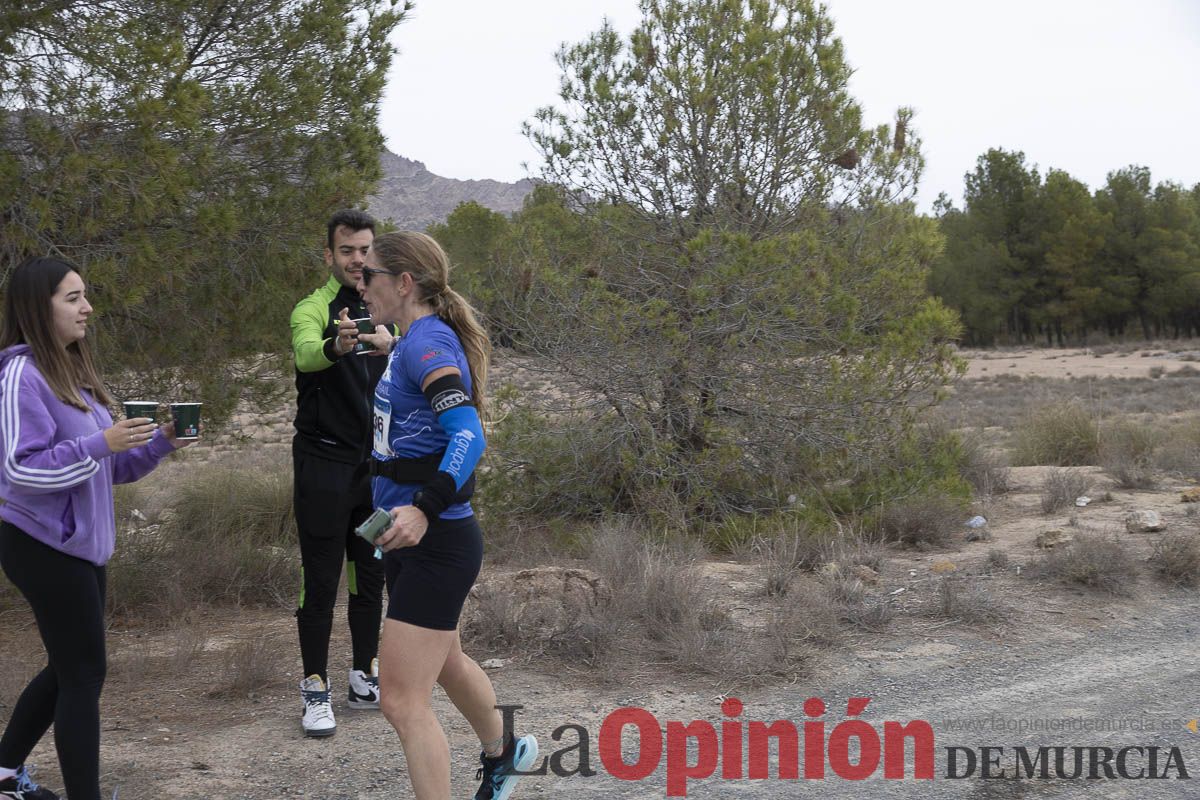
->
<box><xmin>379</xmin><ymin>0</ymin><xmax>1200</xmax><ymax>212</ymax></box>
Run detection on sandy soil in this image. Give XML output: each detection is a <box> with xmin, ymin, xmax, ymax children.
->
<box><xmin>960</xmin><ymin>346</ymin><xmax>1200</xmax><ymax>380</ymax></box>
<box><xmin>3</xmin><ymin>346</ymin><xmax>1199</xmax><ymax>799</ymax></box>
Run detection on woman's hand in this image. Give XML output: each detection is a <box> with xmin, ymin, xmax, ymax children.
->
<box><xmin>375</xmin><ymin>505</ymin><xmax>429</xmax><ymax>551</ymax></box>
<box><xmin>104</xmin><ymin>418</ymin><xmax>157</xmax><ymax>453</ymax></box>
<box><xmin>356</xmin><ymin>325</ymin><xmax>395</xmax><ymax>356</ymax></box>
<box><xmin>161</xmin><ymin>421</ymin><xmax>197</xmax><ymax>449</ymax></box>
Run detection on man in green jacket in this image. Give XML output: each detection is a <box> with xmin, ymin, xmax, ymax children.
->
<box><xmin>290</xmin><ymin>209</ymin><xmax>392</xmax><ymax>737</ymax></box>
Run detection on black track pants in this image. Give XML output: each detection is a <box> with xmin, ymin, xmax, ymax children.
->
<box><xmin>0</xmin><ymin>521</ymin><xmax>107</xmax><ymax>800</ymax></box>
<box><xmin>293</xmin><ymin>448</ymin><xmax>385</xmax><ymax>680</ymax></box>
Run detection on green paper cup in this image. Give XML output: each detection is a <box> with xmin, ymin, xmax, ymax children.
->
<box><xmin>170</xmin><ymin>403</ymin><xmax>202</xmax><ymax>440</ymax></box>
<box><xmin>352</xmin><ymin>317</ymin><xmax>377</xmax><ymax>354</ymax></box>
<box><xmin>123</xmin><ymin>400</ymin><xmax>159</xmax><ymax>422</ymax></box>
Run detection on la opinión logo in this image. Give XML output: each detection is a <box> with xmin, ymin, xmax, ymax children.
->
<box><xmin>499</xmin><ymin>699</ymin><xmax>1192</xmax><ymax>796</ymax></box>
<box><xmin>500</xmin><ymin>697</ymin><xmax>933</xmax><ymax>797</ymax></box>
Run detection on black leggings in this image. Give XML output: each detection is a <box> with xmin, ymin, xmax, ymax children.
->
<box><xmin>293</xmin><ymin>449</ymin><xmax>385</xmax><ymax>680</ymax></box>
<box><xmin>0</xmin><ymin>521</ymin><xmax>106</xmax><ymax>800</ymax></box>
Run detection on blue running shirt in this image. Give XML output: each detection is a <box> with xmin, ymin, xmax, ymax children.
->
<box><xmin>371</xmin><ymin>315</ymin><xmax>474</xmax><ymax>518</ymax></box>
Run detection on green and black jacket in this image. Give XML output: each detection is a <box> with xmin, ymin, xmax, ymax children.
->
<box><xmin>290</xmin><ymin>276</ymin><xmax>391</xmax><ymax>464</ymax></box>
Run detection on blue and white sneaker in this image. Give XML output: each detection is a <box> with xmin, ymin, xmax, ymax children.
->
<box><xmin>347</xmin><ymin>657</ymin><xmax>380</xmax><ymax>710</ymax></box>
<box><xmin>474</xmin><ymin>734</ymin><xmax>538</xmax><ymax>800</ymax></box>
<box><xmin>0</xmin><ymin>765</ymin><xmax>59</xmax><ymax>799</ymax></box>
<box><xmin>300</xmin><ymin>675</ymin><xmax>336</xmax><ymax>737</ymax></box>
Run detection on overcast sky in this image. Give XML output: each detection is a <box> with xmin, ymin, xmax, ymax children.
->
<box><xmin>379</xmin><ymin>0</ymin><xmax>1200</xmax><ymax>212</ymax></box>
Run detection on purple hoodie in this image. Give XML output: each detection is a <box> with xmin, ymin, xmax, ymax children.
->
<box><xmin>0</xmin><ymin>344</ymin><xmax>175</xmax><ymax>566</ymax></box>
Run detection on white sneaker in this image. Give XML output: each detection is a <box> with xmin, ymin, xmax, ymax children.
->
<box><xmin>300</xmin><ymin>675</ymin><xmax>336</xmax><ymax>737</ymax></box>
<box><xmin>348</xmin><ymin>657</ymin><xmax>380</xmax><ymax>710</ymax></box>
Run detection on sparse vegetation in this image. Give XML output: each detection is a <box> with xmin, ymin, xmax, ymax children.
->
<box><xmin>211</xmin><ymin>637</ymin><xmax>286</xmax><ymax>698</ymax></box>
<box><xmin>1012</xmin><ymin>403</ymin><xmax>1100</xmax><ymax>466</ymax></box>
<box><xmin>1151</xmin><ymin>533</ymin><xmax>1200</xmax><ymax>586</ymax></box>
<box><xmin>930</xmin><ymin>576</ymin><xmax>1002</xmax><ymax>623</ymax></box>
<box><xmin>876</xmin><ymin>494</ymin><xmax>967</xmax><ymax>547</ymax></box>
<box><xmin>1040</xmin><ymin>469</ymin><xmax>1090</xmax><ymax>515</ymax></box>
<box><xmin>958</xmin><ymin>432</ymin><xmax>1012</xmax><ymax>496</ymax></box>
<box><xmin>1039</xmin><ymin>533</ymin><xmax>1138</xmax><ymax>595</ymax></box>
<box><xmin>1099</xmin><ymin>418</ymin><xmax>1160</xmax><ymax>489</ymax></box>
<box><xmin>106</xmin><ymin>455</ymin><xmax>298</xmax><ymax>620</ymax></box>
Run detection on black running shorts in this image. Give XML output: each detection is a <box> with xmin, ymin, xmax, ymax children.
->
<box><xmin>384</xmin><ymin>514</ymin><xmax>483</xmax><ymax>630</ymax></box>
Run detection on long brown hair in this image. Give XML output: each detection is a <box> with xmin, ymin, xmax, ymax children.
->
<box><xmin>370</xmin><ymin>232</ymin><xmax>491</xmax><ymax>415</ymax></box>
<box><xmin>0</xmin><ymin>256</ymin><xmax>112</xmax><ymax>410</ymax></box>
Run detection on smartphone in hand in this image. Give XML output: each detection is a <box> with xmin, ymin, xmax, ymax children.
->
<box><xmin>355</xmin><ymin>508</ymin><xmax>392</xmax><ymax>558</ymax></box>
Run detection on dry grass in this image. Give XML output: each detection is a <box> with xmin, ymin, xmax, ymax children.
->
<box><xmin>752</xmin><ymin>527</ymin><xmax>826</xmax><ymax>597</ymax></box>
<box><xmin>930</xmin><ymin>576</ymin><xmax>1003</xmax><ymax>624</ymax></box>
<box><xmin>1151</xmin><ymin>532</ymin><xmax>1200</xmax><ymax>586</ymax></box>
<box><xmin>876</xmin><ymin>494</ymin><xmax>966</xmax><ymax>547</ymax></box>
<box><xmin>464</xmin><ymin>518</ymin><xmax>844</xmax><ymax>683</ymax></box>
<box><xmin>1038</xmin><ymin>533</ymin><xmax>1138</xmax><ymax>595</ymax></box>
<box><xmin>1099</xmin><ymin>418</ymin><xmax>1160</xmax><ymax>489</ymax></box>
<box><xmin>984</xmin><ymin>549</ymin><xmax>1010</xmax><ymax>573</ymax></box>
<box><xmin>1012</xmin><ymin>403</ymin><xmax>1099</xmax><ymax>466</ymax></box>
<box><xmin>106</xmin><ymin>455</ymin><xmax>299</xmax><ymax>621</ymax></box>
<box><xmin>958</xmin><ymin>432</ymin><xmax>1012</xmax><ymax>497</ymax></box>
<box><xmin>211</xmin><ymin>636</ymin><xmax>285</xmax><ymax>698</ymax></box>
<box><xmin>939</xmin><ymin>374</ymin><xmax>1200</xmax><ymax>431</ymax></box>
<box><xmin>1040</xmin><ymin>469</ymin><xmax>1090</xmax><ymax>515</ymax></box>
<box><xmin>1152</xmin><ymin>416</ymin><xmax>1200</xmax><ymax>478</ymax></box>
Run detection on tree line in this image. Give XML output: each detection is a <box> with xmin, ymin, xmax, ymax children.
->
<box><xmin>930</xmin><ymin>148</ymin><xmax>1200</xmax><ymax>346</ymax></box>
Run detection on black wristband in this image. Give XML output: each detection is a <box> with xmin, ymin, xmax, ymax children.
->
<box><xmin>412</xmin><ymin>471</ymin><xmax>457</xmax><ymax>523</ymax></box>
<box><xmin>323</xmin><ymin>336</ymin><xmax>343</xmax><ymax>361</ymax></box>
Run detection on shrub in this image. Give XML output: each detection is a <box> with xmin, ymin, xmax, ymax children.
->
<box><xmin>1099</xmin><ymin>418</ymin><xmax>1160</xmax><ymax>490</ymax></box>
<box><xmin>930</xmin><ymin>576</ymin><xmax>1002</xmax><ymax>624</ymax></box>
<box><xmin>106</xmin><ymin>456</ymin><xmax>298</xmax><ymax>620</ymax></box>
<box><xmin>1152</xmin><ymin>417</ymin><xmax>1200</xmax><ymax>478</ymax></box>
<box><xmin>1039</xmin><ymin>469</ymin><xmax>1090</xmax><ymax>515</ymax></box>
<box><xmin>1012</xmin><ymin>403</ymin><xmax>1099</xmax><ymax>466</ymax></box>
<box><xmin>1151</xmin><ymin>533</ymin><xmax>1200</xmax><ymax>586</ymax></box>
<box><xmin>875</xmin><ymin>493</ymin><xmax>968</xmax><ymax>547</ymax></box>
<box><xmin>751</xmin><ymin>522</ymin><xmax>826</xmax><ymax>597</ymax></box>
<box><xmin>1040</xmin><ymin>534</ymin><xmax>1138</xmax><ymax>595</ymax></box>
<box><xmin>211</xmin><ymin>636</ymin><xmax>285</xmax><ymax>698</ymax></box>
<box><xmin>957</xmin><ymin>432</ymin><xmax>1011</xmax><ymax>496</ymax></box>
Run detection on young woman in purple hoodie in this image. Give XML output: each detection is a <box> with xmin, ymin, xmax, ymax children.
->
<box><xmin>0</xmin><ymin>257</ymin><xmax>194</xmax><ymax>800</ymax></box>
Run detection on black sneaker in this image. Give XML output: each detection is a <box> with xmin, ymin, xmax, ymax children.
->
<box><xmin>0</xmin><ymin>765</ymin><xmax>59</xmax><ymax>799</ymax></box>
<box><xmin>474</xmin><ymin>733</ymin><xmax>538</xmax><ymax>800</ymax></box>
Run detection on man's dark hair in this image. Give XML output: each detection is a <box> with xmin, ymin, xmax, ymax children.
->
<box><xmin>326</xmin><ymin>209</ymin><xmax>376</xmax><ymax>250</ymax></box>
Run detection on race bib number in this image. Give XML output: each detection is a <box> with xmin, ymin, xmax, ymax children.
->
<box><xmin>373</xmin><ymin>397</ymin><xmax>393</xmax><ymax>456</ymax></box>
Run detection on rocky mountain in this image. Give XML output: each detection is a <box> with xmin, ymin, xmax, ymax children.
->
<box><xmin>367</xmin><ymin>149</ymin><xmax>534</xmax><ymax>231</ymax></box>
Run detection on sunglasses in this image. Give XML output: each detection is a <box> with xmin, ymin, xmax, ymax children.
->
<box><xmin>360</xmin><ymin>267</ymin><xmax>394</xmax><ymax>286</ymax></box>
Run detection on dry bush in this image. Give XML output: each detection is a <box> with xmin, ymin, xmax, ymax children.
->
<box><xmin>876</xmin><ymin>494</ymin><xmax>965</xmax><ymax>547</ymax></box>
<box><xmin>1099</xmin><ymin>418</ymin><xmax>1160</xmax><ymax>490</ymax></box>
<box><xmin>1151</xmin><ymin>533</ymin><xmax>1200</xmax><ymax>586</ymax></box>
<box><xmin>958</xmin><ymin>432</ymin><xmax>1011</xmax><ymax>496</ymax></box>
<box><xmin>821</xmin><ymin>569</ymin><xmax>894</xmax><ymax>631</ymax></box>
<box><xmin>1040</xmin><ymin>469</ymin><xmax>1089</xmax><ymax>515</ymax></box>
<box><xmin>752</xmin><ymin>525</ymin><xmax>826</xmax><ymax>597</ymax></box>
<box><xmin>106</xmin><ymin>458</ymin><xmax>298</xmax><ymax>620</ymax></box>
<box><xmin>930</xmin><ymin>576</ymin><xmax>1002</xmax><ymax>624</ymax></box>
<box><xmin>1012</xmin><ymin>403</ymin><xmax>1099</xmax><ymax>466</ymax></box>
<box><xmin>984</xmin><ymin>549</ymin><xmax>1010</xmax><ymax>572</ymax></box>
<box><xmin>211</xmin><ymin>637</ymin><xmax>285</xmax><ymax>697</ymax></box>
<box><xmin>1152</xmin><ymin>418</ymin><xmax>1200</xmax><ymax>478</ymax></box>
<box><xmin>823</xmin><ymin>527</ymin><xmax>888</xmax><ymax>572</ymax></box>
<box><xmin>169</xmin><ymin>624</ymin><xmax>210</xmax><ymax>674</ymax></box>
<box><xmin>465</xmin><ymin>518</ymin><xmax>840</xmax><ymax>682</ymax></box>
<box><xmin>1039</xmin><ymin>534</ymin><xmax>1138</xmax><ymax>595</ymax></box>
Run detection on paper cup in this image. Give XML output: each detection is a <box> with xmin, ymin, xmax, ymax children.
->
<box><xmin>352</xmin><ymin>317</ymin><xmax>377</xmax><ymax>354</ymax></box>
<box><xmin>123</xmin><ymin>400</ymin><xmax>160</xmax><ymax>422</ymax></box>
<box><xmin>170</xmin><ymin>403</ymin><xmax>202</xmax><ymax>440</ymax></box>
